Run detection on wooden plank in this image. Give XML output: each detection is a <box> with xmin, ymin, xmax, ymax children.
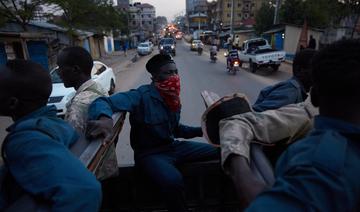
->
<box><xmin>85</xmin><ymin>112</ymin><xmax>126</xmax><ymax>172</ymax></box>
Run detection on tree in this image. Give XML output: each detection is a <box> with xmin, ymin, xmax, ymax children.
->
<box><xmin>46</xmin><ymin>0</ymin><xmax>128</xmax><ymax>35</ymax></box>
<box><xmin>279</xmin><ymin>0</ymin><xmax>358</xmax><ymax>28</ymax></box>
<box><xmin>279</xmin><ymin>0</ymin><xmax>305</xmax><ymax>26</ymax></box>
<box><xmin>254</xmin><ymin>2</ymin><xmax>275</xmax><ymax>35</ymax></box>
<box><xmin>0</xmin><ymin>0</ymin><xmax>47</xmax><ymax>31</ymax></box>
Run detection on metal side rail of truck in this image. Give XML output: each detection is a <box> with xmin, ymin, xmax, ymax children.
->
<box><xmin>238</xmin><ymin>38</ymin><xmax>286</xmax><ymax>73</ymax></box>
<box><xmin>5</xmin><ymin>109</ymin><xmax>275</xmax><ymax>211</ymax></box>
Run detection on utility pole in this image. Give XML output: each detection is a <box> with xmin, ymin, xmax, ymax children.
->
<box><xmin>230</xmin><ymin>0</ymin><xmax>235</xmax><ymax>38</ymax></box>
<box><xmin>273</xmin><ymin>0</ymin><xmax>282</xmax><ymax>25</ymax></box>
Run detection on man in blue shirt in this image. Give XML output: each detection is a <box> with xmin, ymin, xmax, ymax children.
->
<box><xmin>252</xmin><ymin>49</ymin><xmax>317</xmax><ymax>112</ymax></box>
<box><xmin>246</xmin><ymin>39</ymin><xmax>360</xmax><ymax>211</ymax></box>
<box><xmin>0</xmin><ymin>60</ymin><xmax>101</xmax><ymax>211</ymax></box>
<box><xmin>86</xmin><ymin>54</ymin><xmax>219</xmax><ymax>212</ymax></box>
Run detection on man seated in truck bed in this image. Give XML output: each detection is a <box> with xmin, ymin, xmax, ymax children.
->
<box><xmin>0</xmin><ymin>60</ymin><xmax>101</xmax><ymax>211</ymax></box>
<box><xmin>86</xmin><ymin>54</ymin><xmax>219</xmax><ymax>212</ymax></box>
<box><xmin>221</xmin><ymin>39</ymin><xmax>360</xmax><ymax>211</ymax></box>
<box><xmin>252</xmin><ymin>49</ymin><xmax>317</xmax><ymax>112</ymax></box>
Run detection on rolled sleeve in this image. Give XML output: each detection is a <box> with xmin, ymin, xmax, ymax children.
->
<box><xmin>253</xmin><ymin>85</ymin><xmax>300</xmax><ymax>112</ymax></box>
<box><xmin>219</xmin><ymin>103</ymin><xmax>315</xmax><ymax>170</ymax></box>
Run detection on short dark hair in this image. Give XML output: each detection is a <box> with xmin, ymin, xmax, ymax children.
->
<box><xmin>312</xmin><ymin>39</ymin><xmax>360</xmax><ymax>101</ymax></box>
<box><xmin>5</xmin><ymin>59</ymin><xmax>52</xmax><ymax>103</ymax></box>
<box><xmin>58</xmin><ymin>46</ymin><xmax>93</xmax><ymax>75</ymax></box>
<box><xmin>292</xmin><ymin>49</ymin><xmax>317</xmax><ymax>91</ymax></box>
<box><xmin>146</xmin><ymin>54</ymin><xmax>175</xmax><ymax>76</ymax></box>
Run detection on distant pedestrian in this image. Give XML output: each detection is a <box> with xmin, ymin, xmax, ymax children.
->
<box><xmin>215</xmin><ymin>37</ymin><xmax>220</xmax><ymax>51</ymax></box>
<box><xmin>308</xmin><ymin>35</ymin><xmax>316</xmax><ymax>49</ymax></box>
<box><xmin>123</xmin><ymin>40</ymin><xmax>128</xmax><ymax>56</ymax></box>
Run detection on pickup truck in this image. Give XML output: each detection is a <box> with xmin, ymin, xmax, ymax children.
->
<box><xmin>238</xmin><ymin>38</ymin><xmax>286</xmax><ymax>73</ymax></box>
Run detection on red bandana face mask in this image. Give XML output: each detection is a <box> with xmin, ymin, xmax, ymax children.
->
<box><xmin>154</xmin><ymin>75</ymin><xmax>181</xmax><ymax>112</ymax></box>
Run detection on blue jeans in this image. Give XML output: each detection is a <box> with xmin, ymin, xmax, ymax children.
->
<box><xmin>135</xmin><ymin>140</ymin><xmax>220</xmax><ymax>212</ymax></box>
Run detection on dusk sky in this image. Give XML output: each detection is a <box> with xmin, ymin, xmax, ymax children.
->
<box><xmin>136</xmin><ymin>0</ymin><xmax>186</xmax><ymax>22</ymax></box>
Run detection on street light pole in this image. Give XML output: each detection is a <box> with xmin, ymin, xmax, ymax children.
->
<box><xmin>273</xmin><ymin>0</ymin><xmax>282</xmax><ymax>25</ymax></box>
<box><xmin>230</xmin><ymin>0</ymin><xmax>234</xmax><ymax>37</ymax></box>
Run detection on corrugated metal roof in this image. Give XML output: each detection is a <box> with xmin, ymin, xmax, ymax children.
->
<box><xmin>29</xmin><ymin>21</ymin><xmax>67</xmax><ymax>32</ymax></box>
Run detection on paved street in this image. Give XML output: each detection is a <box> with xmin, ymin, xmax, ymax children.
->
<box><xmin>0</xmin><ymin>39</ymin><xmax>292</xmax><ymax>166</ymax></box>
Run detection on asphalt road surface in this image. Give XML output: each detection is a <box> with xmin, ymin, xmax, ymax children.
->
<box><xmin>0</xmin><ymin>39</ymin><xmax>292</xmax><ymax>166</ymax></box>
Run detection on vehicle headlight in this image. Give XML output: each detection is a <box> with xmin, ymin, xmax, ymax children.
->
<box><xmin>160</xmin><ymin>46</ymin><xmax>164</xmax><ymax>50</ymax></box>
<box><xmin>171</xmin><ymin>45</ymin><xmax>175</xmax><ymax>49</ymax></box>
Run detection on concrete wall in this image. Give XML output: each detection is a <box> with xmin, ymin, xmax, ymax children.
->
<box><xmin>283</xmin><ymin>25</ymin><xmax>322</xmax><ymax>61</ymax></box>
<box><xmin>104</xmin><ymin>35</ymin><xmax>114</xmax><ymax>53</ymax></box>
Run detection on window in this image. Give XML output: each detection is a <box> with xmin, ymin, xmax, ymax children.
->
<box><xmin>244</xmin><ymin>13</ymin><xmax>249</xmax><ymax>19</ymax></box>
<box><xmin>149</xmin><ymin>21</ymin><xmax>152</xmax><ymax>24</ymax></box>
<box><xmin>141</xmin><ymin>15</ymin><xmax>144</xmax><ymax>18</ymax></box>
<box><xmin>142</xmin><ymin>21</ymin><xmax>145</xmax><ymax>25</ymax></box>
<box><xmin>238</xmin><ymin>3</ymin><xmax>241</xmax><ymax>7</ymax></box>
<box><xmin>132</xmin><ymin>15</ymin><xmax>135</xmax><ymax>18</ymax></box>
<box><xmin>227</xmin><ymin>3</ymin><xmax>231</xmax><ymax>8</ymax></box>
<box><xmin>227</xmin><ymin>13</ymin><xmax>230</xmax><ymax>17</ymax></box>
<box><xmin>92</xmin><ymin>63</ymin><xmax>107</xmax><ymax>76</ymax></box>
<box><xmin>238</xmin><ymin>13</ymin><xmax>242</xmax><ymax>17</ymax></box>
<box><xmin>132</xmin><ymin>21</ymin><xmax>136</xmax><ymax>25</ymax></box>
<box><xmin>148</xmin><ymin>14</ymin><xmax>151</xmax><ymax>18</ymax></box>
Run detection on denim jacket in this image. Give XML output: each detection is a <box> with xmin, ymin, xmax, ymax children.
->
<box><xmin>247</xmin><ymin>116</ymin><xmax>360</xmax><ymax>211</ymax></box>
<box><xmin>253</xmin><ymin>77</ymin><xmax>307</xmax><ymax>112</ymax></box>
<box><xmin>0</xmin><ymin>106</ymin><xmax>101</xmax><ymax>211</ymax></box>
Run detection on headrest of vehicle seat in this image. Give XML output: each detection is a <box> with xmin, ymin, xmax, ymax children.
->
<box><xmin>201</xmin><ymin>93</ymin><xmax>252</xmax><ymax>146</ymax></box>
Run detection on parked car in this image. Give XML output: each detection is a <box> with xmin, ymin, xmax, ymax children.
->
<box><xmin>238</xmin><ymin>38</ymin><xmax>286</xmax><ymax>73</ymax></box>
<box><xmin>159</xmin><ymin>38</ymin><xmax>176</xmax><ymax>56</ymax></box>
<box><xmin>190</xmin><ymin>40</ymin><xmax>203</xmax><ymax>51</ymax></box>
<box><xmin>48</xmin><ymin>61</ymin><xmax>116</xmax><ymax>117</ymax></box>
<box><xmin>137</xmin><ymin>42</ymin><xmax>153</xmax><ymax>55</ymax></box>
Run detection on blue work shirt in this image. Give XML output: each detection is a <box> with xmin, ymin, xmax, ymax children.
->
<box><xmin>0</xmin><ymin>105</ymin><xmax>101</xmax><ymax>212</ymax></box>
<box><xmin>252</xmin><ymin>77</ymin><xmax>306</xmax><ymax>112</ymax></box>
<box><xmin>247</xmin><ymin>116</ymin><xmax>360</xmax><ymax>211</ymax></box>
<box><xmin>88</xmin><ymin>84</ymin><xmax>202</xmax><ymax>154</ymax></box>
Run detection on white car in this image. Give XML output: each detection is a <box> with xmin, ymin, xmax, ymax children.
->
<box><xmin>48</xmin><ymin>61</ymin><xmax>116</xmax><ymax>117</ymax></box>
<box><xmin>137</xmin><ymin>42</ymin><xmax>153</xmax><ymax>55</ymax></box>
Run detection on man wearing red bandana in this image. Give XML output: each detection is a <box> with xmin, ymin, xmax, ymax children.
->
<box><xmin>86</xmin><ymin>54</ymin><xmax>220</xmax><ymax>212</ymax></box>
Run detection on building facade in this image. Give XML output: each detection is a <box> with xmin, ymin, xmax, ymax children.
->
<box><xmin>128</xmin><ymin>2</ymin><xmax>156</xmax><ymax>43</ymax></box>
<box><xmin>214</xmin><ymin>0</ymin><xmax>262</xmax><ymax>30</ymax></box>
<box><xmin>116</xmin><ymin>0</ymin><xmax>130</xmax><ymax>12</ymax></box>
